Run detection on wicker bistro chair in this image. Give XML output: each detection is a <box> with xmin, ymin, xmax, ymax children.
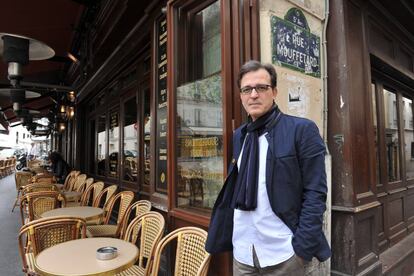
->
<box><xmin>56</xmin><ymin>170</ymin><xmax>80</xmax><ymax>190</ymax></box>
<box><xmin>12</xmin><ymin>171</ymin><xmax>33</xmax><ymax>212</ymax></box>
<box><xmin>87</xmin><ymin>184</ymin><xmax>117</xmax><ymax>225</ymax></box>
<box><xmin>118</xmin><ymin>200</ymin><xmax>152</xmax><ymax>239</ymax></box>
<box><xmin>21</xmin><ymin>183</ymin><xmax>59</xmax><ymax>197</ymax></box>
<box><xmin>0</xmin><ymin>159</ymin><xmax>5</xmax><ymax>177</ymax></box>
<box><xmin>69</xmin><ymin>173</ymin><xmax>87</xmax><ymax>192</ymax></box>
<box><xmin>92</xmin><ymin>184</ymin><xmax>118</xmax><ymax>208</ymax></box>
<box><xmin>86</xmin><ymin>191</ymin><xmax>135</xmax><ymax>238</ymax></box>
<box><xmin>20</xmin><ymin>191</ymin><xmax>66</xmax><ymax>225</ymax></box>
<box><xmin>116</xmin><ymin>212</ymin><xmax>165</xmax><ymax>276</ymax></box>
<box><xmin>80</xmin><ymin>181</ymin><xmax>104</xmax><ymax>206</ymax></box>
<box><xmin>151</xmin><ymin>227</ymin><xmax>211</xmax><ymax>276</ymax></box>
<box><xmin>18</xmin><ymin>216</ymin><xmax>87</xmax><ymax>275</ymax></box>
<box><xmin>65</xmin><ymin>177</ymin><xmax>94</xmax><ymax>207</ymax></box>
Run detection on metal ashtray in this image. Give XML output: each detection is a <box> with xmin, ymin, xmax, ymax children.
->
<box><xmin>96</xmin><ymin>246</ymin><xmax>118</xmax><ymax>260</ymax></box>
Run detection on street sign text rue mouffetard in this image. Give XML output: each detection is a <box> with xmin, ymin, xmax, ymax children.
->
<box><xmin>271</xmin><ymin>8</ymin><xmax>321</xmax><ymax>78</ymax></box>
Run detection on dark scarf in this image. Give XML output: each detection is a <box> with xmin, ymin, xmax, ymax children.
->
<box><xmin>231</xmin><ymin>105</ymin><xmax>280</xmax><ymax>210</ymax></box>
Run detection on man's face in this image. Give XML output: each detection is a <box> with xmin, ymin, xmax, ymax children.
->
<box><xmin>240</xmin><ymin>68</ymin><xmax>277</xmax><ymax>121</ymax></box>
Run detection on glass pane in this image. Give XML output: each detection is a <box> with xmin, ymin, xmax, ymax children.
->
<box><xmin>109</xmin><ymin>111</ymin><xmax>120</xmax><ymax>178</ymax></box>
<box><xmin>144</xmin><ymin>88</ymin><xmax>151</xmax><ymax>186</ymax></box>
<box><xmin>372</xmin><ymin>83</ymin><xmax>380</xmax><ymax>185</ymax></box>
<box><xmin>176</xmin><ymin>1</ymin><xmax>223</xmax><ymax>210</ymax></box>
<box><xmin>199</xmin><ymin>1</ymin><xmax>221</xmax><ymax>77</ymax></box>
<box><xmin>97</xmin><ymin>115</ymin><xmax>106</xmax><ymax>176</ymax></box>
<box><xmin>123</xmin><ymin>97</ymin><xmax>138</xmax><ymax>182</ymax></box>
<box><xmin>383</xmin><ymin>89</ymin><xmax>400</xmax><ymax>182</ymax></box>
<box><xmin>403</xmin><ymin>96</ymin><xmax>414</xmax><ymax>179</ymax></box>
<box><xmin>89</xmin><ymin>120</ymin><xmax>95</xmax><ymax>174</ymax></box>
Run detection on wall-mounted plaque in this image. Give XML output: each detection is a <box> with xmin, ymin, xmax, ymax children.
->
<box><xmin>271</xmin><ymin>8</ymin><xmax>321</xmax><ymax>78</ymax></box>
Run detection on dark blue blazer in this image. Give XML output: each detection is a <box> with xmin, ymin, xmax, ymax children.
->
<box><xmin>205</xmin><ymin>112</ymin><xmax>331</xmax><ymax>262</ymax></box>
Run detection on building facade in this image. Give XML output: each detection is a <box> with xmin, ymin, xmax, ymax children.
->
<box><xmin>55</xmin><ymin>0</ymin><xmax>414</xmax><ymax>275</ymax></box>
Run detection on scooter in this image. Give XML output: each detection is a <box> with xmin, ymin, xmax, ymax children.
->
<box><xmin>16</xmin><ymin>153</ymin><xmax>27</xmax><ymax>170</ymax></box>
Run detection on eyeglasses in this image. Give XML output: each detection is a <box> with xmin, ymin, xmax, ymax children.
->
<box><xmin>240</xmin><ymin>84</ymin><xmax>272</xmax><ymax>95</ymax></box>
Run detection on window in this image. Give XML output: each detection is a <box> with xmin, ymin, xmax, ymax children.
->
<box><xmin>97</xmin><ymin>114</ymin><xmax>106</xmax><ymax>176</ymax></box>
<box><xmin>89</xmin><ymin>120</ymin><xmax>96</xmax><ymax>173</ymax></box>
<box><xmin>175</xmin><ymin>0</ymin><xmax>224</xmax><ymax>210</ymax></box>
<box><xmin>123</xmin><ymin>97</ymin><xmax>138</xmax><ymax>182</ymax></box>
<box><xmin>383</xmin><ymin>89</ymin><xmax>400</xmax><ymax>182</ymax></box>
<box><xmin>372</xmin><ymin>76</ymin><xmax>414</xmax><ymax>252</ymax></box>
<box><xmin>143</xmin><ymin>88</ymin><xmax>151</xmax><ymax>187</ymax></box>
<box><xmin>109</xmin><ymin>110</ymin><xmax>120</xmax><ymax>178</ymax></box>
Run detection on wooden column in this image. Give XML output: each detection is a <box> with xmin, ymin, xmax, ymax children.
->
<box><xmin>328</xmin><ymin>0</ymin><xmax>382</xmax><ymax>275</ymax></box>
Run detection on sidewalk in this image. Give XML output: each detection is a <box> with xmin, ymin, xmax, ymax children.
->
<box><xmin>0</xmin><ymin>174</ymin><xmax>23</xmax><ymax>275</ymax></box>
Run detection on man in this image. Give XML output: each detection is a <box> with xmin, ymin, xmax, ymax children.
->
<box><xmin>206</xmin><ymin>60</ymin><xmax>330</xmax><ymax>275</ymax></box>
<box><xmin>28</xmin><ymin>142</ymin><xmax>38</xmax><ymax>160</ymax></box>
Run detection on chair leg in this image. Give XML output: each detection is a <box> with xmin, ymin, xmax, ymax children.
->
<box><xmin>12</xmin><ymin>191</ymin><xmax>20</xmax><ymax>212</ymax></box>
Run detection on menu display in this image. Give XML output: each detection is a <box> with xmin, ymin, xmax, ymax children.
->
<box><xmin>156</xmin><ymin>16</ymin><xmax>168</xmax><ymax>192</ymax></box>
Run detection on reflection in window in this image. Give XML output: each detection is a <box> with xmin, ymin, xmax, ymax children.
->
<box><xmin>123</xmin><ymin>97</ymin><xmax>138</xmax><ymax>182</ymax></box>
<box><xmin>97</xmin><ymin>115</ymin><xmax>106</xmax><ymax>176</ymax></box>
<box><xmin>144</xmin><ymin>88</ymin><xmax>151</xmax><ymax>186</ymax></box>
<box><xmin>89</xmin><ymin>120</ymin><xmax>95</xmax><ymax>174</ymax></box>
<box><xmin>109</xmin><ymin>111</ymin><xmax>119</xmax><ymax>178</ymax></box>
<box><xmin>383</xmin><ymin>89</ymin><xmax>400</xmax><ymax>182</ymax></box>
<box><xmin>176</xmin><ymin>1</ymin><xmax>223</xmax><ymax>210</ymax></box>
<box><xmin>371</xmin><ymin>83</ymin><xmax>380</xmax><ymax>184</ymax></box>
<box><xmin>403</xmin><ymin>96</ymin><xmax>414</xmax><ymax>179</ymax></box>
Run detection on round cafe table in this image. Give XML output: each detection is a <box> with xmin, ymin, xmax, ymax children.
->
<box><xmin>41</xmin><ymin>206</ymin><xmax>103</xmax><ymax>222</ymax></box>
<box><xmin>34</xmin><ymin>237</ymin><xmax>138</xmax><ymax>276</ymax></box>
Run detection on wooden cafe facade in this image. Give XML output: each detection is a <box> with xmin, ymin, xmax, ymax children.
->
<box><xmin>2</xmin><ymin>0</ymin><xmax>414</xmax><ymax>275</ymax></box>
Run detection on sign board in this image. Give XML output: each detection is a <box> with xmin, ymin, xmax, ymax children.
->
<box><xmin>271</xmin><ymin>8</ymin><xmax>321</xmax><ymax>77</ymax></box>
<box><xmin>155</xmin><ymin>16</ymin><xmax>168</xmax><ymax>192</ymax></box>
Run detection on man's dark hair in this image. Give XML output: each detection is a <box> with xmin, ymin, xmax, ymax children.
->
<box><xmin>237</xmin><ymin>60</ymin><xmax>277</xmax><ymax>88</ymax></box>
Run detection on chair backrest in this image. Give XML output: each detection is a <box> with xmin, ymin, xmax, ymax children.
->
<box><xmin>79</xmin><ymin>181</ymin><xmax>103</xmax><ymax>206</ymax></box>
<box><xmin>20</xmin><ymin>191</ymin><xmax>66</xmax><ymax>224</ymax></box>
<box><xmin>119</xmin><ymin>200</ymin><xmax>152</xmax><ymax>238</ymax></box>
<box><xmin>18</xmin><ymin>216</ymin><xmax>86</xmax><ymax>274</ymax></box>
<box><xmin>27</xmin><ymin>159</ymin><xmax>42</xmax><ymax>169</ymax></box>
<box><xmin>92</xmin><ymin>184</ymin><xmax>117</xmax><ymax>208</ymax></box>
<box><xmin>71</xmin><ymin>174</ymin><xmax>87</xmax><ymax>192</ymax></box>
<box><xmin>15</xmin><ymin>171</ymin><xmax>33</xmax><ymax>191</ymax></box>
<box><xmin>151</xmin><ymin>227</ymin><xmax>211</xmax><ymax>276</ymax></box>
<box><xmin>63</xmin><ymin>170</ymin><xmax>80</xmax><ymax>190</ymax></box>
<box><xmin>76</xmin><ymin>177</ymin><xmax>94</xmax><ymax>193</ymax></box>
<box><xmin>33</xmin><ymin>176</ymin><xmax>56</xmax><ymax>184</ymax></box>
<box><xmin>21</xmin><ymin>183</ymin><xmax>59</xmax><ymax>197</ymax></box>
<box><xmin>103</xmin><ymin>191</ymin><xmax>135</xmax><ymax>226</ymax></box>
<box><xmin>122</xmin><ymin>212</ymin><xmax>165</xmax><ymax>275</ymax></box>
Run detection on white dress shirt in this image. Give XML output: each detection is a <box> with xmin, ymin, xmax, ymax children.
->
<box><xmin>233</xmin><ymin>133</ymin><xmax>295</xmax><ymax>267</ymax></box>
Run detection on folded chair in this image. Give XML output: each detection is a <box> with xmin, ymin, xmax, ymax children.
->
<box><xmin>20</xmin><ymin>191</ymin><xmax>66</xmax><ymax>225</ymax></box>
<box><xmin>151</xmin><ymin>227</ymin><xmax>211</xmax><ymax>276</ymax></box>
<box><xmin>86</xmin><ymin>191</ymin><xmax>134</xmax><ymax>237</ymax></box>
<box><xmin>116</xmin><ymin>212</ymin><xmax>165</xmax><ymax>276</ymax></box>
<box><xmin>12</xmin><ymin>171</ymin><xmax>33</xmax><ymax>212</ymax></box>
<box><xmin>18</xmin><ymin>216</ymin><xmax>86</xmax><ymax>275</ymax></box>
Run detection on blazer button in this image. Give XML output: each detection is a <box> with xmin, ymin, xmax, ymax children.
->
<box><xmin>231</xmin><ymin>158</ymin><xmax>236</xmax><ymax>164</ymax></box>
